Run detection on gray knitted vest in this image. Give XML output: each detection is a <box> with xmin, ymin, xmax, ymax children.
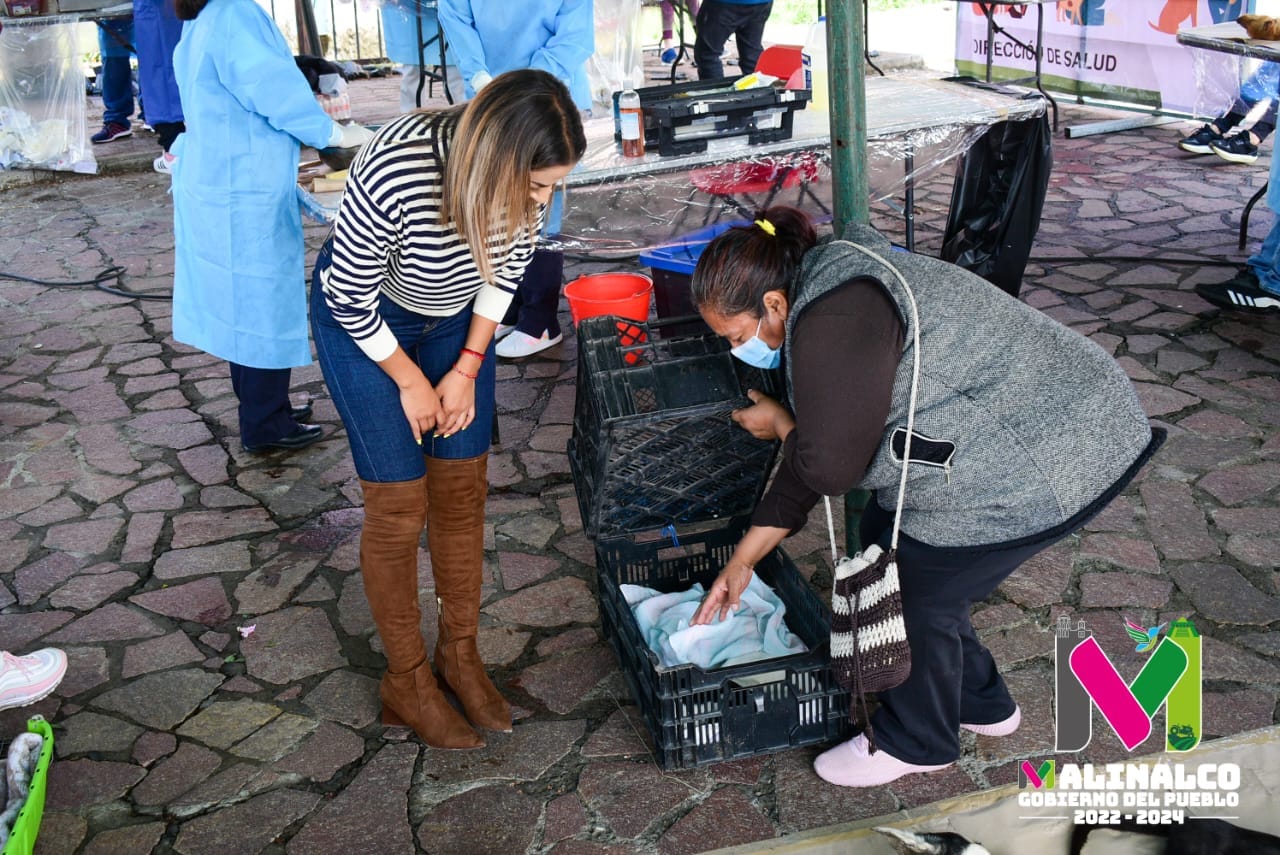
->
<box><xmin>785</xmin><ymin>225</ymin><xmax>1151</xmax><ymax>547</ymax></box>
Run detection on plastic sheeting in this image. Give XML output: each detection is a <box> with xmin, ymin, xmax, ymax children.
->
<box><xmin>0</xmin><ymin>15</ymin><xmax>96</xmax><ymax>173</ymax></box>
<box><xmin>556</xmin><ymin>75</ymin><xmax>1049</xmax><ymax>256</ymax></box>
<box><xmin>1188</xmin><ymin>52</ymin><xmax>1280</xmax><ymax>137</ymax></box>
<box><xmin>587</xmin><ymin>0</ymin><xmax>643</xmax><ymax>114</ymax></box>
<box><xmin>300</xmin><ymin>76</ymin><xmax>1050</xmax><ymax>256</ymax></box>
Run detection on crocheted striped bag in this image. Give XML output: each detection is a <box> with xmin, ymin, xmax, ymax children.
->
<box><xmin>825</xmin><ymin>534</ymin><xmax>910</xmax><ymax>695</ymax></box>
<box><xmin>822</xmin><ymin>241</ymin><xmax>922</xmax><ymax>741</ymax></box>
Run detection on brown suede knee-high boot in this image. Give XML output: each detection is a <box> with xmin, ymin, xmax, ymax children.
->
<box><xmin>359</xmin><ymin>476</ymin><xmax>483</xmax><ymax>750</ymax></box>
<box><xmin>426</xmin><ymin>453</ymin><xmax>513</xmax><ymax>733</ymax></box>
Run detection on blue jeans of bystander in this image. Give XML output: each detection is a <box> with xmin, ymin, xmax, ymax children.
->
<box><xmin>1247</xmin><ymin>216</ymin><xmax>1280</xmax><ymax>297</ymax></box>
<box><xmin>310</xmin><ymin>243</ymin><xmax>496</xmax><ymax>482</ymax></box>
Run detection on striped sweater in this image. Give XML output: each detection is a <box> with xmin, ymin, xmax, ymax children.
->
<box><xmin>320</xmin><ymin>110</ymin><xmax>542</xmax><ymax>362</ymax></box>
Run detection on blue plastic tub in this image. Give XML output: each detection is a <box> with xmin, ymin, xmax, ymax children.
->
<box><xmin>638</xmin><ymin>221</ymin><xmax>746</xmax><ymax>335</ymax></box>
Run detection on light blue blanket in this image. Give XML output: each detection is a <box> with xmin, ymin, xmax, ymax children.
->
<box><xmin>621</xmin><ymin>573</ymin><xmax>808</xmax><ymax>670</ymax></box>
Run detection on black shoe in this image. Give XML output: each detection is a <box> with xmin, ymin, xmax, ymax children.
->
<box><xmin>243</xmin><ymin>424</ymin><xmax>324</xmax><ymax>453</ymax></box>
<box><xmin>1178</xmin><ymin>124</ymin><xmax>1223</xmax><ymax>154</ymax></box>
<box><xmin>290</xmin><ymin>402</ymin><xmax>314</xmax><ymax>423</ymax></box>
<box><xmin>1210</xmin><ymin>134</ymin><xmax>1260</xmax><ymax>164</ymax></box>
<box><xmin>1195</xmin><ymin>268</ymin><xmax>1280</xmax><ymax>312</ymax></box>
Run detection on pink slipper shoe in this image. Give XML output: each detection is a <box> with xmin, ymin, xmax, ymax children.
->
<box><xmin>961</xmin><ymin>704</ymin><xmax>1021</xmax><ymax>737</ymax></box>
<box><xmin>813</xmin><ymin>733</ymin><xmax>952</xmax><ymax>787</ymax></box>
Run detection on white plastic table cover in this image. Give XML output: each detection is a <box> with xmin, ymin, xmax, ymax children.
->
<box><xmin>299</xmin><ymin>76</ymin><xmax>1048</xmax><ymax>257</ymax></box>
<box><xmin>557</xmin><ymin>75</ymin><xmax>1048</xmax><ymax>256</ymax></box>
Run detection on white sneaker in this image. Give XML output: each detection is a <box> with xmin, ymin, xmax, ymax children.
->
<box><xmin>494</xmin><ymin>323</ymin><xmax>517</xmax><ymax>341</ymax></box>
<box><xmin>495</xmin><ymin>329</ymin><xmax>563</xmax><ymax>359</ymax></box>
<box><xmin>154</xmin><ymin>152</ymin><xmax>177</xmax><ymax>175</ymax></box>
<box><xmin>0</xmin><ymin>648</ymin><xmax>68</xmax><ymax>711</ymax></box>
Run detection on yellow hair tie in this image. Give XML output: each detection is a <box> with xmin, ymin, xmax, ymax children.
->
<box><xmin>754</xmin><ymin>218</ymin><xmax>776</xmax><ymax>237</ymax></box>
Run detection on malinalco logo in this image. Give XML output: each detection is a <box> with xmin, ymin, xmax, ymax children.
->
<box><xmin>1018</xmin><ymin>758</ymin><xmax>1055</xmax><ymax>789</ymax></box>
<box><xmin>1053</xmin><ymin>616</ymin><xmax>1202</xmax><ymax>753</ymax></box>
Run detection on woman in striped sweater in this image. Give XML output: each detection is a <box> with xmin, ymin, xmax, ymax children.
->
<box><xmin>310</xmin><ymin>69</ymin><xmax>586</xmax><ymax>750</ymax></box>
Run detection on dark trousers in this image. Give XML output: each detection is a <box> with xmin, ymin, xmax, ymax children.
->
<box><xmin>153</xmin><ymin>121</ymin><xmax>186</xmax><ymax>152</ymax></box>
<box><xmin>694</xmin><ymin>0</ymin><xmax>773</xmax><ymax>79</ymax></box>
<box><xmin>99</xmin><ymin>55</ymin><xmax>135</xmax><ymax>126</ymax></box>
<box><xmin>858</xmin><ymin>499</ymin><xmax>1026</xmax><ymax>765</ymax></box>
<box><xmin>501</xmin><ymin>248</ymin><xmax>564</xmax><ymax>338</ymax></box>
<box><xmin>228</xmin><ymin>363</ymin><xmax>298</xmax><ymax>448</ymax></box>
<box><xmin>857</xmin><ymin>427</ymin><xmax>1165</xmax><ymax>764</ymax></box>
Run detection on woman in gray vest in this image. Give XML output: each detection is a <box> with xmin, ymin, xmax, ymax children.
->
<box><xmin>688</xmin><ymin>206</ymin><xmax>1163</xmax><ymax>788</ymax></box>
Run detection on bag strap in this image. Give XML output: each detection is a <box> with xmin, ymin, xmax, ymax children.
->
<box><xmin>822</xmin><ymin>242</ymin><xmax>923</xmax><ymax>560</ymax></box>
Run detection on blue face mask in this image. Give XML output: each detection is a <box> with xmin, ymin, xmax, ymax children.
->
<box><xmin>730</xmin><ymin>318</ymin><xmax>781</xmax><ymax>369</ymax></box>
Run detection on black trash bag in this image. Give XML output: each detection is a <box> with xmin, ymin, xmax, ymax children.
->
<box><xmin>941</xmin><ymin>101</ymin><xmax>1053</xmax><ymax>298</ymax></box>
<box><xmin>294</xmin><ymin>55</ymin><xmax>347</xmax><ymax>94</ymax></box>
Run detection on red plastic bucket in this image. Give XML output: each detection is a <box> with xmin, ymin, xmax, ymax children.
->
<box><xmin>564</xmin><ymin>272</ymin><xmax>653</xmax><ymax>328</ymax></box>
<box><xmin>564</xmin><ymin>273</ymin><xmax>654</xmax><ymax>360</ymax></box>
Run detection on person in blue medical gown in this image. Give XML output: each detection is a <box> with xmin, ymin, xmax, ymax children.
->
<box><xmin>438</xmin><ymin>0</ymin><xmax>593</xmax><ymax>359</ymax></box>
<box><xmin>133</xmin><ymin>0</ymin><xmax>185</xmax><ymax>173</ymax></box>
<box><xmin>171</xmin><ymin>0</ymin><xmax>373</xmax><ymax>453</ymax></box>
<box><xmin>380</xmin><ymin>1</ymin><xmax>464</xmax><ymax>112</ymax></box>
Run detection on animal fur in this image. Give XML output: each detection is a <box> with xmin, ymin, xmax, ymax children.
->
<box><xmin>1238</xmin><ymin>13</ymin><xmax>1280</xmax><ymax>41</ymax></box>
<box><xmin>1070</xmin><ymin>816</ymin><xmax>1280</xmax><ymax>854</ymax></box>
<box><xmin>874</xmin><ymin>826</ymin><xmax>992</xmax><ymax>855</ymax></box>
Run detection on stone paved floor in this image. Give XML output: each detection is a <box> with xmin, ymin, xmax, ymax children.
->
<box><xmin>2</xmin><ymin>61</ymin><xmax>1280</xmax><ymax>855</ymax></box>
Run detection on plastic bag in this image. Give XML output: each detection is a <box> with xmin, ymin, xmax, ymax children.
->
<box><xmin>587</xmin><ymin>0</ymin><xmax>643</xmax><ymax>115</ymax></box>
<box><xmin>941</xmin><ymin>86</ymin><xmax>1053</xmax><ymax>298</ymax></box>
<box><xmin>0</xmin><ymin>16</ymin><xmax>96</xmax><ymax>173</ymax></box>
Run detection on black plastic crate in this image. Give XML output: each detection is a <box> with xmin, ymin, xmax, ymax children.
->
<box><xmin>647</xmin><ymin>86</ymin><xmax>811</xmax><ymax>157</ymax></box>
<box><xmin>594</xmin><ymin>520</ymin><xmax>850</xmax><ymax>769</ymax></box>
<box><xmin>610</xmin><ymin>77</ymin><xmax>741</xmax><ymax>150</ymax></box>
<box><xmin>570</xmin><ymin>315</ymin><xmax>781</xmax><ymax>539</ymax></box>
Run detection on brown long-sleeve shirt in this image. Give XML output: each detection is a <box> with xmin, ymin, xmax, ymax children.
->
<box><xmin>750</xmin><ymin>277</ymin><xmax>905</xmax><ymax>534</ymax></box>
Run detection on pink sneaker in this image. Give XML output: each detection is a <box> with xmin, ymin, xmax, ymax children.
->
<box><xmin>961</xmin><ymin>705</ymin><xmax>1021</xmax><ymax>737</ymax></box>
<box><xmin>814</xmin><ymin>733</ymin><xmax>952</xmax><ymax>787</ymax></box>
<box><xmin>0</xmin><ymin>648</ymin><xmax>68</xmax><ymax>711</ymax></box>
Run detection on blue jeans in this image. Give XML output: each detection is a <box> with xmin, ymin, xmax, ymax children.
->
<box><xmin>97</xmin><ymin>20</ymin><xmax>135</xmax><ymax>125</ymax></box>
<box><xmin>310</xmin><ymin>243</ymin><xmax>496</xmax><ymax>482</ymax></box>
<box><xmin>1247</xmin><ymin>215</ymin><xmax>1280</xmax><ymax>296</ymax></box>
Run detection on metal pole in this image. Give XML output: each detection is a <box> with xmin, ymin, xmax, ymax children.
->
<box><xmin>827</xmin><ymin>0</ymin><xmax>868</xmax><ymax>232</ymax></box>
<box><xmin>826</xmin><ymin>0</ymin><xmax>871</xmax><ymax>554</ymax></box>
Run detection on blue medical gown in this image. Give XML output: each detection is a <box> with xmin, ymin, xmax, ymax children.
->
<box><xmin>380</xmin><ymin>2</ymin><xmax>454</xmax><ymax>66</ymax></box>
<box><xmin>170</xmin><ymin>0</ymin><xmax>336</xmax><ymax>369</ymax></box>
<box><xmin>133</xmin><ymin>0</ymin><xmax>184</xmax><ymax>125</ymax></box>
<box><xmin>437</xmin><ymin>0</ymin><xmax>594</xmax><ymax>110</ymax></box>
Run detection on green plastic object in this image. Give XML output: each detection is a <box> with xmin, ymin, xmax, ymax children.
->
<box><xmin>2</xmin><ymin>716</ymin><xmax>54</xmax><ymax>855</ymax></box>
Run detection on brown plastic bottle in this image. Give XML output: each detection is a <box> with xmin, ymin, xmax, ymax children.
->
<box><xmin>619</xmin><ymin>80</ymin><xmax>645</xmax><ymax>158</ymax></box>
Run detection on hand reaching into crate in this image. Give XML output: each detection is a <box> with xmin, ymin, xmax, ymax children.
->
<box><xmin>730</xmin><ymin>390</ymin><xmax>795</xmax><ymax>442</ymax></box>
<box><xmin>692</xmin><ymin>524</ymin><xmax>789</xmax><ymax>624</ymax></box>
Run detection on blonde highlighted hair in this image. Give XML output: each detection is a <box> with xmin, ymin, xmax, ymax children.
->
<box><xmin>439</xmin><ymin>69</ymin><xmax>587</xmax><ymax>282</ymax></box>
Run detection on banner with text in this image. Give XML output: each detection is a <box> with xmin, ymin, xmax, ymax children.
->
<box><xmin>954</xmin><ymin>1</ymin><xmax>1260</xmax><ymax>116</ymax></box>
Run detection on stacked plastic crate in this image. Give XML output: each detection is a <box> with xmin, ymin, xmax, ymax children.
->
<box><xmin>569</xmin><ymin>315</ymin><xmax>849</xmax><ymax>769</ymax></box>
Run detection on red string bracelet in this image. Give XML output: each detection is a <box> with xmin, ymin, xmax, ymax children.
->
<box><xmin>460</xmin><ymin>347</ymin><xmax>486</xmax><ymax>361</ymax></box>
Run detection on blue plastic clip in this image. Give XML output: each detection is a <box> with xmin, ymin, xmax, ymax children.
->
<box><xmin>661</xmin><ymin>524</ymin><xmax>680</xmax><ymax>547</ymax></box>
